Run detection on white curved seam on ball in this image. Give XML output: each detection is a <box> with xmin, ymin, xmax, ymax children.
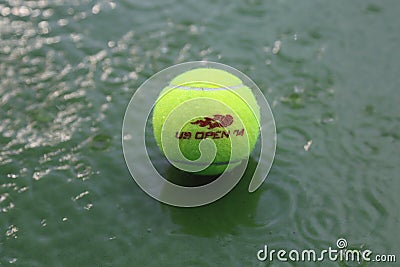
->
<box><xmin>168</xmin><ymin>84</ymin><xmax>245</xmax><ymax>91</ymax></box>
<box><xmin>170</xmin><ymin>159</ymin><xmax>243</xmax><ymax>166</ymax></box>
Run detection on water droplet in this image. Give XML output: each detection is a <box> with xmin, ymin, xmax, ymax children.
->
<box><xmin>303</xmin><ymin>140</ymin><xmax>312</xmax><ymax>151</ymax></box>
<box><xmin>32</xmin><ymin>169</ymin><xmax>50</xmax><ymax>180</ymax></box>
<box><xmin>90</xmin><ymin>134</ymin><xmax>111</xmax><ymax>151</ymax></box>
<box><xmin>84</xmin><ymin>203</ymin><xmax>93</xmax><ymax>210</ymax></box>
<box><xmin>107</xmin><ymin>41</ymin><xmax>115</xmax><ymax>48</ymax></box>
<box><xmin>189</xmin><ymin>25</ymin><xmax>198</xmax><ymax>34</ymax></box>
<box><xmin>74</xmin><ymin>162</ymin><xmax>92</xmax><ymax>180</ymax></box>
<box><xmin>42</xmin><ymin>9</ymin><xmax>53</xmax><ymax>18</ymax></box>
<box><xmin>272</xmin><ymin>40</ymin><xmax>281</xmax><ymax>54</ymax></box>
<box><xmin>38</xmin><ymin>21</ymin><xmax>50</xmax><ymax>34</ymax></box>
<box><xmin>18</xmin><ymin>186</ymin><xmax>28</xmax><ymax>193</ymax></box>
<box><xmin>57</xmin><ymin>19</ymin><xmax>68</xmax><ymax>27</ymax></box>
<box><xmin>321</xmin><ymin>113</ymin><xmax>335</xmax><ymax>124</ymax></box>
<box><xmin>7</xmin><ymin>173</ymin><xmax>17</xmax><ymax>179</ymax></box>
<box><xmin>6</xmin><ymin>225</ymin><xmax>18</xmax><ymax>237</ymax></box>
<box><xmin>128</xmin><ymin>72</ymin><xmax>138</xmax><ymax>80</ymax></box>
<box><xmin>92</xmin><ymin>4</ymin><xmax>100</xmax><ymax>14</ymax></box>
<box><xmin>294</xmin><ymin>85</ymin><xmax>304</xmax><ymax>94</ymax></box>
<box><xmin>1</xmin><ymin>7</ymin><xmax>11</xmax><ymax>16</ymax></box>
<box><xmin>72</xmin><ymin>191</ymin><xmax>90</xmax><ymax>201</ymax></box>
<box><xmin>0</xmin><ymin>193</ymin><xmax>9</xmax><ymax>203</ymax></box>
<box><xmin>161</xmin><ymin>46</ymin><xmax>168</xmax><ymax>53</ymax></box>
<box><xmin>123</xmin><ymin>134</ymin><xmax>132</xmax><ymax>140</ymax></box>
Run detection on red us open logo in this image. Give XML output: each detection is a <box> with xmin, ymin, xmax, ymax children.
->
<box><xmin>176</xmin><ymin>114</ymin><xmax>245</xmax><ymax>140</ymax></box>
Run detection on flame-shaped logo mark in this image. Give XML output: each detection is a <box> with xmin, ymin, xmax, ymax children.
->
<box><xmin>191</xmin><ymin>114</ymin><xmax>234</xmax><ymax>129</ymax></box>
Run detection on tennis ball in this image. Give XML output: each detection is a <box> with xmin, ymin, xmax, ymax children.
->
<box><xmin>152</xmin><ymin>68</ymin><xmax>260</xmax><ymax>175</ymax></box>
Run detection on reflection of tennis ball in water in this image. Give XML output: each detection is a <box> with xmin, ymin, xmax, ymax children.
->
<box><xmin>152</xmin><ymin>68</ymin><xmax>260</xmax><ymax>175</ymax></box>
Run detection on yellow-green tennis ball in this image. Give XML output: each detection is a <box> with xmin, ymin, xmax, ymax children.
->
<box><xmin>152</xmin><ymin>68</ymin><xmax>260</xmax><ymax>175</ymax></box>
